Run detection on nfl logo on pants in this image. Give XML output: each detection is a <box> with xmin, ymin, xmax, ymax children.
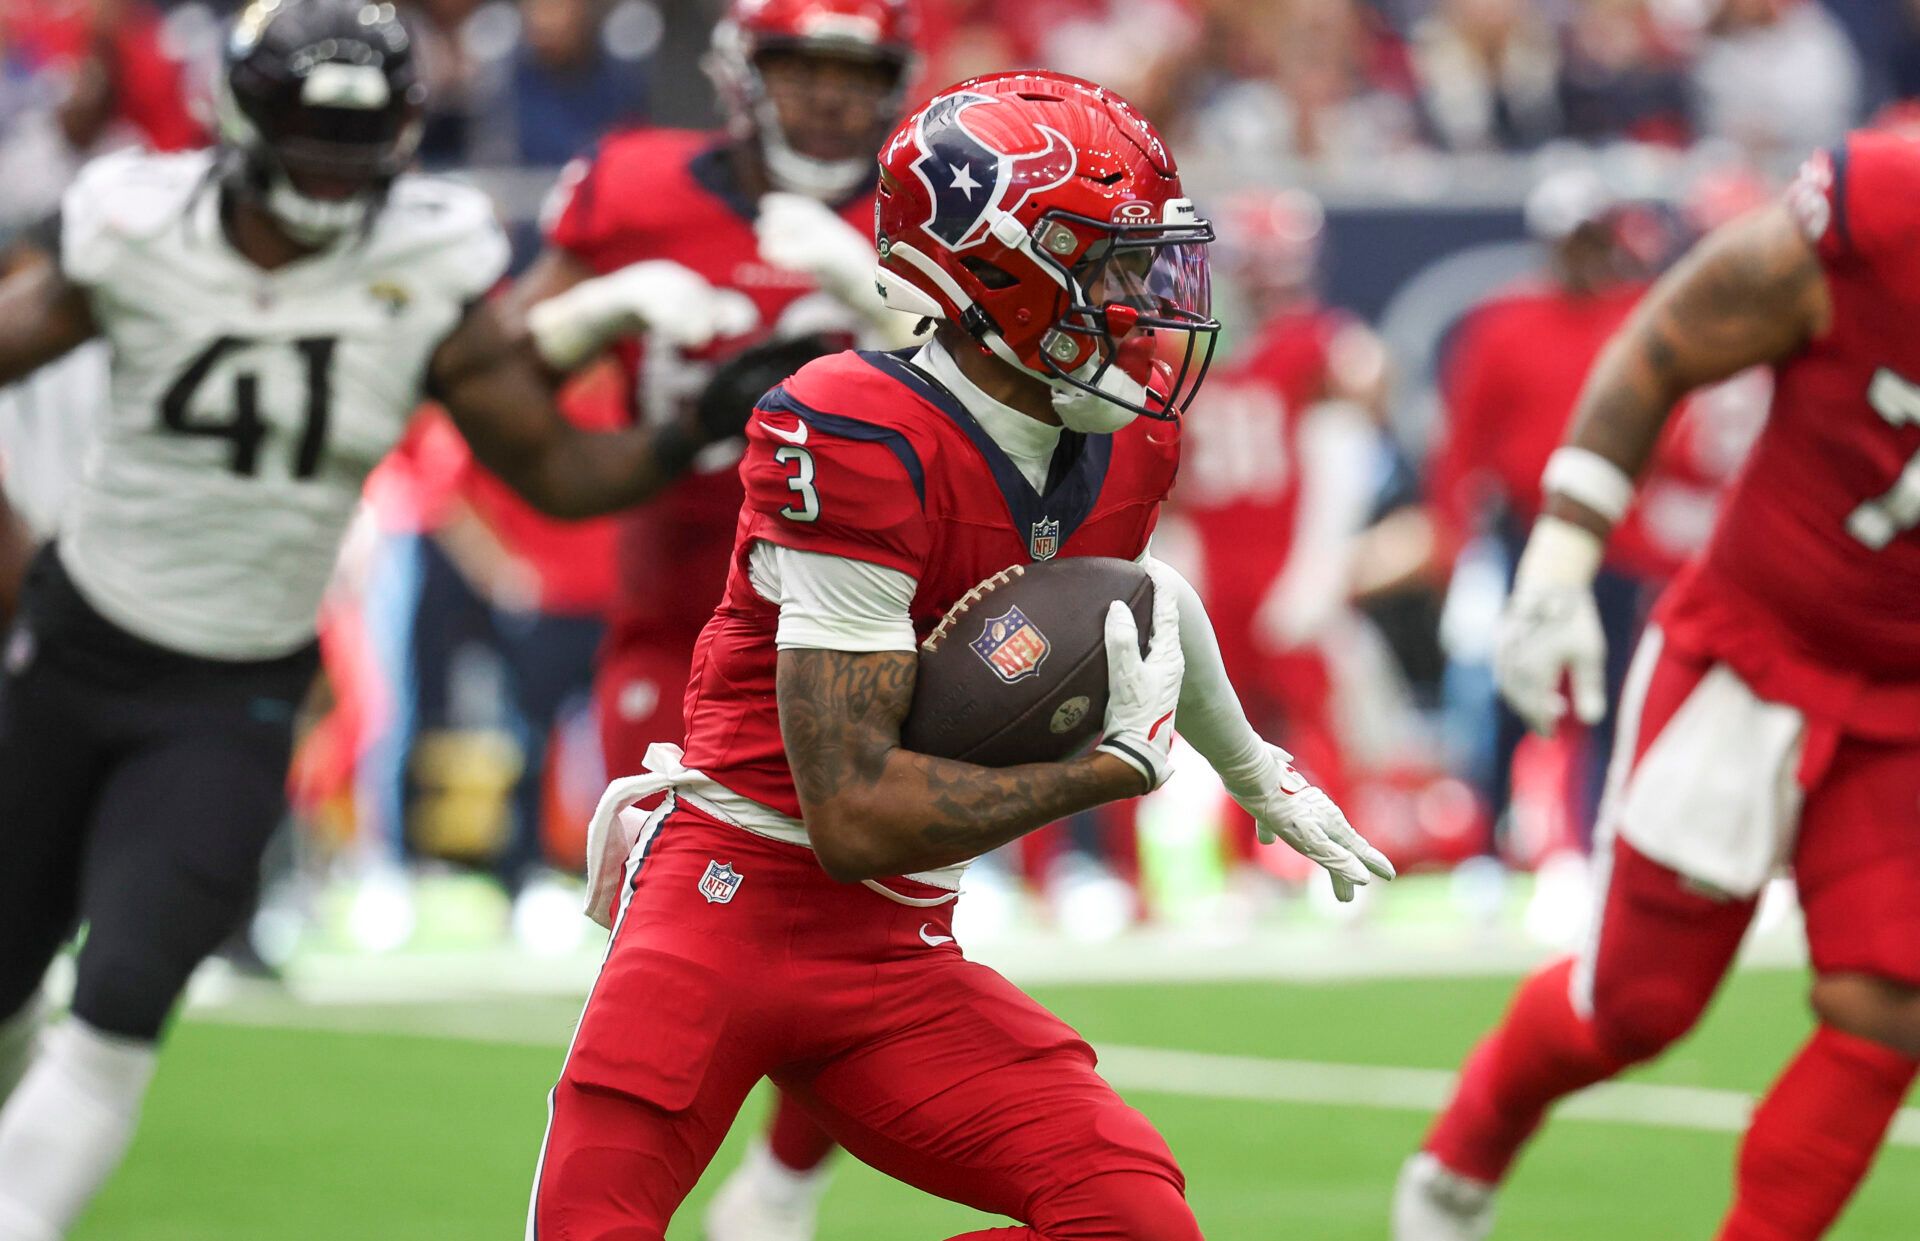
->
<box><xmin>699</xmin><ymin>860</ymin><xmax>743</xmax><ymax>904</ymax></box>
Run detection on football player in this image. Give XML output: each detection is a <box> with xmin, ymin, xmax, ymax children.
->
<box><xmin>497</xmin><ymin>0</ymin><xmax>921</xmax><ymax>1231</ymax></box>
<box><xmin>528</xmin><ymin>71</ymin><xmax>1393</xmax><ymax>1239</ymax></box>
<box><xmin>0</xmin><ymin>3</ymin><xmax>744</xmax><ymax>1236</ymax></box>
<box><xmin>1396</xmin><ymin>134</ymin><xmax>1920</xmax><ymax>1241</ymax></box>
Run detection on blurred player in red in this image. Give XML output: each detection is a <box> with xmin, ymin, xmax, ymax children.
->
<box><xmin>500</xmin><ymin>1</ymin><xmax>921</xmax><ymax>1232</ymax></box>
<box><xmin>1430</xmin><ymin>169</ymin><xmax>1768</xmax><ymax>861</ymax></box>
<box><xmin>1396</xmin><ymin>133</ymin><xmax>1920</xmax><ymax>1241</ymax></box>
<box><xmin>1176</xmin><ymin>188</ymin><xmax>1385</xmax><ymax>847</ymax></box>
<box><xmin>528</xmin><ymin>71</ymin><xmax>1392</xmax><ymax>1239</ymax></box>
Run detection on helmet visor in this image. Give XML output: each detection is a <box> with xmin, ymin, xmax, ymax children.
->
<box><xmin>1039</xmin><ymin>212</ymin><xmax>1220</xmax><ymax>420</ymax></box>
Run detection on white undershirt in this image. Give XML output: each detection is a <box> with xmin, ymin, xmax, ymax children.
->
<box><xmin>697</xmin><ymin>338</ymin><xmax>1265</xmax><ymax>889</ymax></box>
<box><xmin>915</xmin><ymin>340</ymin><xmax>1061</xmax><ymax>492</ymax></box>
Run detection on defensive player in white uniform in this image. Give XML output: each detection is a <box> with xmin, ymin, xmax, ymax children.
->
<box><xmin>0</xmin><ymin>4</ymin><xmax>739</xmax><ymax>1237</ymax></box>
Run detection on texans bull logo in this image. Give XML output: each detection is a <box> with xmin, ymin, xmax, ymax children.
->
<box><xmin>909</xmin><ymin>91</ymin><xmax>1076</xmax><ymax>251</ymax></box>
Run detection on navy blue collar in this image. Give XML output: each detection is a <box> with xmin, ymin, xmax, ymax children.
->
<box><xmin>687</xmin><ymin>143</ymin><xmax>759</xmax><ymax>225</ymax></box>
<box><xmin>861</xmin><ymin>349</ymin><xmax>1112</xmax><ymax>560</ymax></box>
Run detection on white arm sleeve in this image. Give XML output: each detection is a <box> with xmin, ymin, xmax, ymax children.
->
<box><xmin>749</xmin><ymin>541</ymin><xmax>919</xmax><ymax>652</ymax></box>
<box><xmin>1140</xmin><ymin>552</ymin><xmax>1268</xmax><ymax>791</ymax></box>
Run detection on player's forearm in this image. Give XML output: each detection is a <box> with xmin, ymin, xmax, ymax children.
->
<box><xmin>778</xmin><ymin>646</ymin><xmax>1140</xmax><ymax>881</ymax></box>
<box><xmin>508</xmin><ymin>423</ymin><xmax>697</xmax><ymax>519</ymax></box>
<box><xmin>810</xmin><ymin>748</ymin><xmax>1140</xmax><ymax>881</ymax></box>
<box><xmin>0</xmin><ymin>258</ymin><xmax>97</xmax><ymax>385</ymax></box>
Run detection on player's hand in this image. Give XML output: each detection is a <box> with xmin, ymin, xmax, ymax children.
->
<box><xmin>604</xmin><ymin>260</ymin><xmax>760</xmax><ymax>350</ymax></box>
<box><xmin>527</xmin><ymin>260</ymin><xmax>759</xmax><ymax>369</ymax></box>
<box><xmin>1096</xmin><ymin>566</ymin><xmax>1184</xmax><ymax>793</ymax></box>
<box><xmin>693</xmin><ymin>332</ymin><xmax>838</xmax><ymax>444</ymax></box>
<box><xmin>755</xmin><ymin>192</ymin><xmax>878</xmax><ymax>307</ymax></box>
<box><xmin>1230</xmin><ymin>744</ymin><xmax>1394</xmax><ymax>901</ymax></box>
<box><xmin>1495</xmin><ymin>516</ymin><xmax>1609</xmax><ymax>736</ymax></box>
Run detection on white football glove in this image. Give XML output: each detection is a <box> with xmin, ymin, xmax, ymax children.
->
<box><xmin>755</xmin><ymin>191</ymin><xmax>878</xmax><ymax>306</ymax></box>
<box><xmin>527</xmin><ymin>259</ymin><xmax>760</xmax><ymax>371</ymax></box>
<box><xmin>1096</xmin><ymin>567</ymin><xmax>1185</xmax><ymax>792</ymax></box>
<box><xmin>1494</xmin><ymin>516</ymin><xmax>1609</xmax><ymax>736</ymax></box>
<box><xmin>1227</xmin><ymin>743</ymin><xmax>1395</xmax><ymax>901</ymax></box>
<box><xmin>755</xmin><ymin>191</ymin><xmax>925</xmax><ymax>348</ymax></box>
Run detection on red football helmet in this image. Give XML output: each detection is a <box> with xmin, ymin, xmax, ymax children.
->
<box><xmin>708</xmin><ymin>0</ymin><xmax>919</xmax><ymax>201</ymax></box>
<box><xmin>874</xmin><ymin>71</ymin><xmax>1219</xmax><ymax>428</ymax></box>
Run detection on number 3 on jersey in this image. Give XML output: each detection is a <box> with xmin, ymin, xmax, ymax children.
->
<box><xmin>159</xmin><ymin>336</ymin><xmax>335</xmax><ymax>479</ymax></box>
<box><xmin>1847</xmin><ymin>367</ymin><xmax>1920</xmax><ymax>550</ymax></box>
<box><xmin>775</xmin><ymin>445</ymin><xmax>820</xmax><ymax>522</ymax></box>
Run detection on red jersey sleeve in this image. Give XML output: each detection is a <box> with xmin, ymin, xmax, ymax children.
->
<box><xmin>1429</xmin><ymin>306</ymin><xmax>1503</xmax><ymax>553</ymax></box>
<box><xmin>540</xmin><ymin>153</ymin><xmax>613</xmax><ymax>267</ymax></box>
<box><xmin>740</xmin><ymin>387</ymin><xmax>931</xmax><ymax>579</ymax></box>
<box><xmin>1794</xmin><ymin>133</ymin><xmax>1920</xmax><ymax>270</ymax></box>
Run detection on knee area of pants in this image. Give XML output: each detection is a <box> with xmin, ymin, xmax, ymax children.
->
<box><xmin>1589</xmin><ymin>987</ymin><xmax>1702</xmax><ymax>1063</ymax></box>
<box><xmin>1053</xmin><ymin>1172</ymin><xmax>1201</xmax><ymax>1241</ymax></box>
<box><xmin>70</xmin><ymin>949</ymin><xmax>190</xmax><ymax>1042</ymax></box>
<box><xmin>1811</xmin><ymin>976</ymin><xmax>1920</xmax><ymax>1059</ymax></box>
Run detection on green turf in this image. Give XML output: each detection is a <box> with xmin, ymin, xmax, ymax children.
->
<box><xmin>72</xmin><ymin>969</ymin><xmax>1920</xmax><ymax>1239</ymax></box>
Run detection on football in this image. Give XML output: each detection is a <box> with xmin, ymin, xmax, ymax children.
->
<box><xmin>901</xmin><ymin>557</ymin><xmax>1153</xmax><ymax>767</ymax></box>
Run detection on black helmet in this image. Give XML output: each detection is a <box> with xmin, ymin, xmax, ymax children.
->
<box><xmin>217</xmin><ymin>0</ymin><xmax>426</xmax><ymax>245</ymax></box>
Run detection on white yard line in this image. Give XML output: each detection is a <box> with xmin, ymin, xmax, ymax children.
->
<box><xmin>1092</xmin><ymin>1045</ymin><xmax>1920</xmax><ymax>1147</ymax></box>
<box><xmin>183</xmin><ymin>999</ymin><xmax>1920</xmax><ymax>1150</ymax></box>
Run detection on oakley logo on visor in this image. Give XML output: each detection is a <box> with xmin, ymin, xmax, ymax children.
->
<box><xmin>910</xmin><ymin>91</ymin><xmax>1075</xmax><ymax>250</ymax></box>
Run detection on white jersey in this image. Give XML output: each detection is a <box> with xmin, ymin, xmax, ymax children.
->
<box><xmin>55</xmin><ymin>149</ymin><xmax>509</xmax><ymax>659</ymax></box>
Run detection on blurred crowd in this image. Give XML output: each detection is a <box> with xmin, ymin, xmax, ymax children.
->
<box><xmin>1</xmin><ymin>0</ymin><xmax>1914</xmax><ymax>954</ymax></box>
<box><xmin>9</xmin><ymin>0</ymin><xmax>1920</xmax><ymax>200</ymax></box>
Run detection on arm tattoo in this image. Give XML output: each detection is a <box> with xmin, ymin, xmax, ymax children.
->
<box><xmin>1563</xmin><ymin>203</ymin><xmax>1824</xmax><ymax>486</ymax></box>
<box><xmin>778</xmin><ymin>647</ymin><xmax>1129</xmax><ymax>873</ymax></box>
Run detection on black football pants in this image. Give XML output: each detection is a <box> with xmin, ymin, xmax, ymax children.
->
<box><xmin>0</xmin><ymin>549</ymin><xmax>315</xmax><ymax>1042</ymax></box>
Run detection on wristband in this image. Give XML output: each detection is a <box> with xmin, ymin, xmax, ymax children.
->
<box><xmin>1541</xmin><ymin>446</ymin><xmax>1635</xmax><ymax>525</ymax></box>
<box><xmin>650</xmin><ymin>421</ymin><xmax>700</xmax><ymax>479</ymax></box>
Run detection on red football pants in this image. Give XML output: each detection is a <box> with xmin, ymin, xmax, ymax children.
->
<box><xmin>1427</xmin><ymin>635</ymin><xmax>1920</xmax><ymax>1185</ymax></box>
<box><xmin>529</xmin><ymin>803</ymin><xmax>1197</xmax><ymax>1240</ymax></box>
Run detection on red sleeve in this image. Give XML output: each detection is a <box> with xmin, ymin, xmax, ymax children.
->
<box><xmin>539</xmin><ymin>148</ymin><xmax>633</xmax><ymax>270</ymax></box>
<box><xmin>1428</xmin><ymin>309</ymin><xmax>1501</xmax><ymax>555</ymax></box>
<box><xmin>1792</xmin><ymin>134</ymin><xmax>1920</xmax><ymax>270</ymax></box>
<box><xmin>740</xmin><ymin>390</ymin><xmax>930</xmax><ymax>578</ymax></box>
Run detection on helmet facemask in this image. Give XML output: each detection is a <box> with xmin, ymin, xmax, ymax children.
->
<box><xmin>218</xmin><ymin>49</ymin><xmax>423</xmax><ymax>248</ymax></box>
<box><xmin>709</xmin><ymin>24</ymin><xmax>913</xmax><ymax>202</ymax></box>
<box><xmin>1030</xmin><ymin>208</ymin><xmax>1218</xmax><ymax>430</ymax></box>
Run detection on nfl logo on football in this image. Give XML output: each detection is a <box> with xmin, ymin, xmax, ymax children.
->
<box><xmin>970</xmin><ymin>605</ymin><xmax>1051</xmax><ymax>683</ymax></box>
<box><xmin>698</xmin><ymin>860</ymin><xmax>743</xmax><ymax>904</ymax></box>
<box><xmin>1029</xmin><ymin>517</ymin><xmax>1060</xmax><ymax>560</ymax></box>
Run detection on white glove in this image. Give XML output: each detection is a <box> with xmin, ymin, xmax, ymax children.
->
<box><xmin>755</xmin><ymin>191</ymin><xmax>924</xmax><ymax>349</ymax></box>
<box><xmin>527</xmin><ymin>259</ymin><xmax>760</xmax><ymax>371</ymax></box>
<box><xmin>1096</xmin><ymin>568</ymin><xmax>1185</xmax><ymax>792</ymax></box>
<box><xmin>755</xmin><ymin>191</ymin><xmax>879</xmax><ymax>306</ymax></box>
<box><xmin>1495</xmin><ymin>515</ymin><xmax>1609</xmax><ymax>736</ymax></box>
<box><xmin>1227</xmin><ymin>743</ymin><xmax>1395</xmax><ymax>902</ymax></box>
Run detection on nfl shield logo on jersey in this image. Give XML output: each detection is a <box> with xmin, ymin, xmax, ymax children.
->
<box><xmin>1029</xmin><ymin>517</ymin><xmax>1060</xmax><ymax>560</ymax></box>
<box><xmin>699</xmin><ymin>861</ymin><xmax>743</xmax><ymax>904</ymax></box>
<box><xmin>971</xmin><ymin>605</ymin><xmax>1051</xmax><ymax>683</ymax></box>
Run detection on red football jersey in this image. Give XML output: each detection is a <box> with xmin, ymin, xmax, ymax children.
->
<box><xmin>543</xmin><ymin>129</ymin><xmax>879</xmax><ymax>633</ymax></box>
<box><xmin>1654</xmin><ymin>132</ymin><xmax>1920</xmax><ymax>737</ymax></box>
<box><xmin>1433</xmin><ymin>279</ymin><xmax>1759</xmax><ymax>580</ymax></box>
<box><xmin>679</xmin><ymin>349</ymin><xmax>1180</xmax><ymax>818</ymax></box>
<box><xmin>1175</xmin><ymin>305</ymin><xmax>1347</xmax><ymax>632</ymax></box>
